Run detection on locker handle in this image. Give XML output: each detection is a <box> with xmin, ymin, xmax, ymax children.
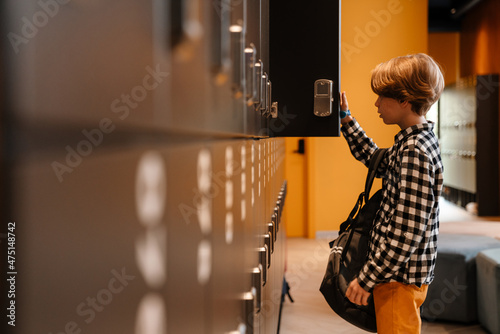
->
<box><xmin>257</xmin><ymin>247</ymin><xmax>267</xmax><ymax>285</ymax></box>
<box><xmin>272</xmin><ymin>213</ymin><xmax>278</xmax><ymax>237</ymax></box>
<box><xmin>245</xmin><ymin>44</ymin><xmax>257</xmax><ymax>103</ymax></box>
<box><xmin>211</xmin><ymin>0</ymin><xmax>231</xmax><ymax>83</ymax></box>
<box><xmin>266</xmin><ymin>80</ymin><xmax>272</xmax><ymax>117</ymax></box>
<box><xmin>263</xmin><ymin>234</ymin><xmax>272</xmax><ymax>265</ymax></box>
<box><xmin>254</xmin><ymin>60</ymin><xmax>263</xmax><ymax>110</ymax></box>
<box><xmin>242</xmin><ymin>291</ymin><xmax>255</xmax><ymax>334</ymax></box>
<box><xmin>230</xmin><ymin>24</ymin><xmax>244</xmax><ymax>98</ymax></box>
<box><xmin>251</xmin><ymin>267</ymin><xmax>262</xmax><ymax>312</ymax></box>
<box><xmin>267</xmin><ymin>221</ymin><xmax>275</xmax><ymax>244</ymax></box>
<box><xmin>276</xmin><ymin>200</ymin><xmax>282</xmax><ymax>223</ymax></box>
<box><xmin>260</xmin><ymin>73</ymin><xmax>268</xmax><ymax>114</ymax></box>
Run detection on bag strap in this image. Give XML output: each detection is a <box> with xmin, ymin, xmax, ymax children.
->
<box><xmin>363</xmin><ymin>148</ymin><xmax>387</xmax><ymax>203</ymax></box>
<box><xmin>338</xmin><ymin>148</ymin><xmax>387</xmax><ymax>234</ymax></box>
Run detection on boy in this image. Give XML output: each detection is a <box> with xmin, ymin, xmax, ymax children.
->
<box><xmin>341</xmin><ymin>53</ymin><xmax>444</xmax><ymax>333</ymax></box>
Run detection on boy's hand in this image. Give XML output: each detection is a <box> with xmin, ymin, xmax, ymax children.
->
<box><xmin>346</xmin><ymin>278</ymin><xmax>371</xmax><ymax>306</ymax></box>
<box><xmin>340</xmin><ymin>91</ymin><xmax>353</xmax><ymax>124</ymax></box>
<box><xmin>340</xmin><ymin>91</ymin><xmax>349</xmax><ymax>111</ymax></box>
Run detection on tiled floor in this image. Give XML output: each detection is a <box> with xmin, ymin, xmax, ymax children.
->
<box><xmin>279</xmin><ymin>199</ymin><xmax>499</xmax><ymax>334</ymax></box>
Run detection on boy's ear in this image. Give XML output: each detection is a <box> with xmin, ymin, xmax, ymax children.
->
<box><xmin>400</xmin><ymin>100</ymin><xmax>410</xmax><ymax>107</ymax></box>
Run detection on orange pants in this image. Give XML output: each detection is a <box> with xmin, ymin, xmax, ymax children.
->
<box><xmin>373</xmin><ymin>282</ymin><xmax>428</xmax><ymax>334</ymax></box>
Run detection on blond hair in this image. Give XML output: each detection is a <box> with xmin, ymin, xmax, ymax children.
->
<box><xmin>371</xmin><ymin>53</ymin><xmax>445</xmax><ymax>116</ymax></box>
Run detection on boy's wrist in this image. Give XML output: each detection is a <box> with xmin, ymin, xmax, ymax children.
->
<box><xmin>341</xmin><ymin>115</ymin><xmax>353</xmax><ymax>125</ymax></box>
<box><xmin>340</xmin><ymin>109</ymin><xmax>352</xmax><ymax>125</ymax></box>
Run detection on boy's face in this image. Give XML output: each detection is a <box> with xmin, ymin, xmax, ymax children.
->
<box><xmin>374</xmin><ymin>95</ymin><xmax>405</xmax><ymax>126</ymax></box>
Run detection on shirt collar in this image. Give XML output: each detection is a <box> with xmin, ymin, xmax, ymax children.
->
<box><xmin>394</xmin><ymin>122</ymin><xmax>434</xmax><ymax>143</ymax></box>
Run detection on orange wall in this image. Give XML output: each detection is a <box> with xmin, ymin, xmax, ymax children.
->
<box><xmin>460</xmin><ymin>0</ymin><xmax>500</xmax><ymax>77</ymax></box>
<box><xmin>284</xmin><ymin>137</ymin><xmax>307</xmax><ymax>237</ymax></box>
<box><xmin>305</xmin><ymin>0</ymin><xmax>429</xmax><ymax>237</ymax></box>
<box><xmin>428</xmin><ymin>32</ymin><xmax>460</xmax><ymax>85</ymax></box>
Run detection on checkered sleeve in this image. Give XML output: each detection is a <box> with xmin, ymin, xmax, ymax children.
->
<box><xmin>357</xmin><ymin>141</ymin><xmax>437</xmax><ymax>291</ymax></box>
<box><xmin>341</xmin><ymin>118</ymin><xmax>378</xmax><ymax>167</ymax></box>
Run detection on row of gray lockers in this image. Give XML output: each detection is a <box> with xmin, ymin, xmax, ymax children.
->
<box><xmin>1</xmin><ymin>1</ymin><xmax>292</xmax><ymax>333</ymax></box>
<box><xmin>2</xmin><ymin>0</ymin><xmax>341</xmax><ymax>138</ymax></box>
<box><xmin>2</xmin><ymin>0</ymin><xmax>271</xmax><ymax>137</ymax></box>
<box><xmin>3</xmin><ymin>137</ymin><xmax>287</xmax><ymax>333</ymax></box>
<box><xmin>0</xmin><ymin>0</ymin><xmax>342</xmax><ymax>332</ymax></box>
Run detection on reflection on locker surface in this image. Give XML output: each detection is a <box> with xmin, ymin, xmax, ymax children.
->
<box><xmin>0</xmin><ymin>0</ymin><xmax>344</xmax><ymax>332</ymax></box>
<box><xmin>5</xmin><ymin>138</ymin><xmax>286</xmax><ymax>333</ymax></box>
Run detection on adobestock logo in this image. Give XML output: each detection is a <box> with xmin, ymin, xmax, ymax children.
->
<box><xmin>341</xmin><ymin>0</ymin><xmax>406</xmax><ymax>63</ymax></box>
<box><xmin>7</xmin><ymin>0</ymin><xmax>72</xmax><ymax>54</ymax></box>
<box><xmin>51</xmin><ymin>64</ymin><xmax>169</xmax><ymax>183</ymax></box>
<box><xmin>47</xmin><ymin>267</ymin><xmax>135</xmax><ymax>334</ymax></box>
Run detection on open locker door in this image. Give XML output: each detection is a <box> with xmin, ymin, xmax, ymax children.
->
<box><xmin>268</xmin><ymin>0</ymin><xmax>341</xmax><ymax>137</ymax></box>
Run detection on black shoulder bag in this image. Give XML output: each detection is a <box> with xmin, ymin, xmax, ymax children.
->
<box><xmin>319</xmin><ymin>148</ymin><xmax>387</xmax><ymax>333</ymax></box>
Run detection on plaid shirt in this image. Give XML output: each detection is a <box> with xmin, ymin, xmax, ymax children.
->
<box><xmin>341</xmin><ymin>118</ymin><xmax>443</xmax><ymax>292</ymax></box>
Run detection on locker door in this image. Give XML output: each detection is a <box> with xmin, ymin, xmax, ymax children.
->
<box><xmin>8</xmin><ymin>145</ymin><xmax>170</xmax><ymax>334</ymax></box>
<box><xmin>269</xmin><ymin>0</ymin><xmax>341</xmax><ymax>137</ymax></box>
<box><xmin>210</xmin><ymin>140</ymin><xmax>247</xmax><ymax>333</ymax></box>
<box><xmin>165</xmin><ymin>143</ymin><xmax>211</xmax><ymax>333</ymax></box>
<box><xmin>3</xmin><ymin>0</ymin><xmax>170</xmax><ymax>131</ymax></box>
